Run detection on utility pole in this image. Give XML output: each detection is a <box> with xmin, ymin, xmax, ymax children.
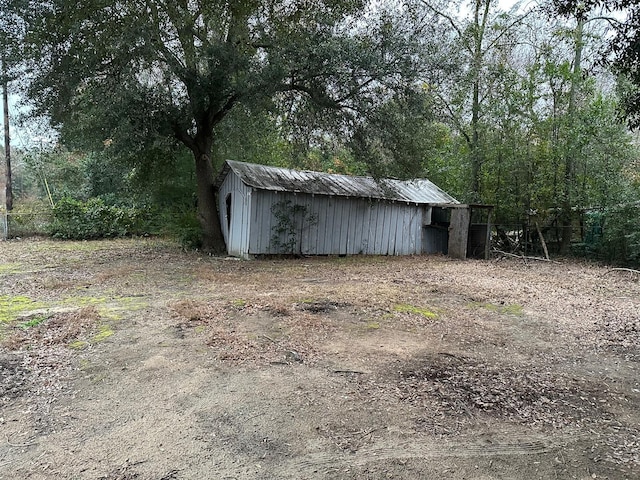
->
<box><xmin>2</xmin><ymin>56</ymin><xmax>11</xmax><ymax>212</ymax></box>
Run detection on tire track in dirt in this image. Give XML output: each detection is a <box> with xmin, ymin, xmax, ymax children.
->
<box><xmin>287</xmin><ymin>434</ymin><xmax>562</xmax><ymax>469</ymax></box>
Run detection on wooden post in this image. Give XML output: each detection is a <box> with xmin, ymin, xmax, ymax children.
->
<box><xmin>448</xmin><ymin>207</ymin><xmax>470</xmax><ymax>259</ymax></box>
<box><xmin>484</xmin><ymin>209</ymin><xmax>492</xmax><ymax>260</ymax></box>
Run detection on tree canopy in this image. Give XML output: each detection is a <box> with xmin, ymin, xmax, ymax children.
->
<box><xmin>15</xmin><ymin>0</ymin><xmax>422</xmax><ymax>250</ymax></box>
<box><xmin>550</xmin><ymin>0</ymin><xmax>640</xmax><ymax>126</ymax></box>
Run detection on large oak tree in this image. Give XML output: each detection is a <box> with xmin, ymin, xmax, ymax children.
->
<box><xmin>15</xmin><ymin>0</ymin><xmax>420</xmax><ymax>251</ymax></box>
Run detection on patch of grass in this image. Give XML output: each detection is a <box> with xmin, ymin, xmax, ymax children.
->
<box><xmin>394</xmin><ymin>304</ymin><xmax>438</xmax><ymax>319</ymax></box>
<box><xmin>97</xmin><ymin>307</ymin><xmax>123</xmax><ymax>321</ymax></box>
<box><xmin>98</xmin><ymin>298</ymin><xmax>147</xmax><ymax>321</ymax></box>
<box><xmin>0</xmin><ymin>295</ymin><xmax>46</xmax><ymax>323</ymax></box>
<box><xmin>18</xmin><ymin>315</ymin><xmax>48</xmax><ymax>330</ymax></box>
<box><xmin>92</xmin><ymin>325</ymin><xmax>114</xmax><ymax>342</ymax></box>
<box><xmin>469</xmin><ymin>302</ymin><xmax>524</xmax><ymax>316</ymax></box>
<box><xmin>69</xmin><ymin>340</ymin><xmax>89</xmax><ymax>350</ymax></box>
<box><xmin>116</xmin><ymin>296</ymin><xmax>148</xmax><ymax>309</ymax></box>
<box><xmin>59</xmin><ymin>295</ymin><xmax>147</xmax><ymax>321</ymax></box>
<box><xmin>231</xmin><ymin>299</ymin><xmax>246</xmax><ymax>308</ymax></box>
<box><xmin>27</xmin><ymin>239</ymin><xmax>116</xmax><ymax>253</ymax></box>
<box><xmin>297</xmin><ymin>298</ymin><xmax>315</xmax><ymax>304</ymax></box>
<box><xmin>0</xmin><ymin>263</ymin><xmax>22</xmax><ymax>275</ymax></box>
<box><xmin>2</xmin><ymin>306</ymin><xmax>101</xmax><ymax>351</ymax></box>
<box><xmin>366</xmin><ymin>321</ymin><xmax>380</xmax><ymax>329</ymax></box>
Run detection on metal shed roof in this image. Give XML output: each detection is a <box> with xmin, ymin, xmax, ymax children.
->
<box><xmin>215</xmin><ymin>160</ymin><xmax>459</xmax><ymax>205</ymax></box>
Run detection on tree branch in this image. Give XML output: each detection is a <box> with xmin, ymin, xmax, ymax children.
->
<box><xmin>173</xmin><ymin>124</ymin><xmax>195</xmax><ymax>151</ymax></box>
<box><xmin>485</xmin><ymin>9</ymin><xmax>536</xmax><ymax>53</ymax></box>
<box><xmin>433</xmin><ymin>89</ymin><xmax>471</xmax><ymax>144</ymax></box>
<box><xmin>209</xmin><ymin>93</ymin><xmax>240</xmax><ymax>127</ymax></box>
<box><xmin>276</xmin><ymin>79</ymin><xmax>341</xmax><ymax>109</ymax></box>
<box><xmin>335</xmin><ymin>77</ymin><xmax>377</xmax><ymax>104</ymax></box>
<box><xmin>419</xmin><ymin>0</ymin><xmax>465</xmax><ymax>40</ymax></box>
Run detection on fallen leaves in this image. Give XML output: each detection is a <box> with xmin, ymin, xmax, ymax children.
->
<box><xmin>393</xmin><ymin>352</ymin><xmax>608</xmax><ymax>428</ymax></box>
<box><xmin>0</xmin><ymin>307</ymin><xmax>102</xmax><ymax>408</ymax></box>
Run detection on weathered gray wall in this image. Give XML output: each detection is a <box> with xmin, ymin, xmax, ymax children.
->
<box><xmin>218</xmin><ymin>170</ymin><xmax>252</xmax><ymax>257</ymax></box>
<box><xmin>423</xmin><ymin>226</ymin><xmax>448</xmax><ymax>254</ymax></box>
<box><xmin>248</xmin><ymin>190</ymin><xmax>424</xmax><ymax>256</ymax></box>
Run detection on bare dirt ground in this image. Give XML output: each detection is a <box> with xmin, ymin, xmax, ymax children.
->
<box><xmin>0</xmin><ymin>238</ymin><xmax>639</xmax><ymax>480</ymax></box>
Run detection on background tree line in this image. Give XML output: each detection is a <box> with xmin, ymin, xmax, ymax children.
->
<box><xmin>1</xmin><ymin>0</ymin><xmax>639</xmax><ymax>265</ymax></box>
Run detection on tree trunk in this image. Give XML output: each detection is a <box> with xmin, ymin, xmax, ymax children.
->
<box><xmin>2</xmin><ymin>59</ymin><xmax>12</xmax><ymax>212</ymax></box>
<box><xmin>192</xmin><ymin>141</ymin><xmax>226</xmax><ymax>253</ymax></box>
<box><xmin>469</xmin><ymin>0</ymin><xmax>491</xmax><ymax>202</ymax></box>
<box><xmin>560</xmin><ymin>16</ymin><xmax>584</xmax><ymax>254</ymax></box>
<box><xmin>470</xmin><ymin>76</ymin><xmax>481</xmax><ymax>199</ymax></box>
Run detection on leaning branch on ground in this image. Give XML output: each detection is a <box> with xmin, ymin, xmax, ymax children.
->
<box><xmin>492</xmin><ymin>249</ymin><xmax>560</xmax><ymax>263</ymax></box>
<box><xmin>603</xmin><ymin>267</ymin><xmax>640</xmax><ymax>276</ymax></box>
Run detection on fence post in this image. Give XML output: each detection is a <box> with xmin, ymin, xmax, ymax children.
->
<box><xmin>1</xmin><ymin>210</ymin><xmax>6</xmax><ymax>240</ymax></box>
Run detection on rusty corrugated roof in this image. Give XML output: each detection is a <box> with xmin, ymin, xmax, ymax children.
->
<box><xmin>215</xmin><ymin>160</ymin><xmax>459</xmax><ymax>205</ymax></box>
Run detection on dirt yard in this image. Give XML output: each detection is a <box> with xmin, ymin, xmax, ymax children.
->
<box><xmin>0</xmin><ymin>238</ymin><xmax>639</xmax><ymax>479</ymax></box>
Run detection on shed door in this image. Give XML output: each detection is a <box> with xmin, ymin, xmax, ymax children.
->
<box><xmin>448</xmin><ymin>208</ymin><xmax>470</xmax><ymax>259</ymax></box>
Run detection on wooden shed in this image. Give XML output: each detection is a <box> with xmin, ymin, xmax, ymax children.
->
<box><xmin>215</xmin><ymin>160</ymin><xmax>491</xmax><ymax>259</ymax></box>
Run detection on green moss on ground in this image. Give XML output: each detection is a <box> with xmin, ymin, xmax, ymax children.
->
<box><xmin>92</xmin><ymin>325</ymin><xmax>114</xmax><ymax>342</ymax></box>
<box><xmin>0</xmin><ymin>263</ymin><xmax>22</xmax><ymax>275</ymax></box>
<box><xmin>393</xmin><ymin>304</ymin><xmax>438</xmax><ymax>319</ymax></box>
<box><xmin>0</xmin><ymin>296</ymin><xmax>46</xmax><ymax>323</ymax></box>
<box><xmin>469</xmin><ymin>302</ymin><xmax>524</xmax><ymax>316</ymax></box>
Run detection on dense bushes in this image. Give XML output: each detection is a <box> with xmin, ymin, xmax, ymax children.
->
<box><xmin>600</xmin><ymin>204</ymin><xmax>640</xmax><ymax>267</ymax></box>
<box><xmin>157</xmin><ymin>207</ymin><xmax>203</xmax><ymax>249</ymax></box>
<box><xmin>47</xmin><ymin>197</ymin><xmax>156</xmax><ymax>240</ymax></box>
<box><xmin>581</xmin><ymin>204</ymin><xmax>640</xmax><ymax>267</ymax></box>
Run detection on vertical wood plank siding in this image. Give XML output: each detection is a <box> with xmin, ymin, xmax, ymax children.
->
<box><xmin>228</xmin><ymin>176</ymin><xmax>424</xmax><ymax>257</ymax></box>
<box><xmin>448</xmin><ymin>208</ymin><xmax>471</xmax><ymax>259</ymax></box>
<box><xmin>218</xmin><ymin>171</ymin><xmax>252</xmax><ymax>257</ymax></box>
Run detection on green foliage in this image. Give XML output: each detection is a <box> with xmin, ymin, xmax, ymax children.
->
<box><xmin>583</xmin><ymin>204</ymin><xmax>640</xmax><ymax>267</ymax></box>
<box><xmin>212</xmin><ymin>106</ymin><xmax>293</xmax><ymax>170</ymax></box>
<box><xmin>160</xmin><ymin>207</ymin><xmax>203</xmax><ymax>250</ymax></box>
<box><xmin>5</xmin><ymin>198</ymin><xmax>52</xmax><ymax>237</ymax></box>
<box><xmin>17</xmin><ymin>145</ymin><xmax>205</xmax><ymax>245</ymax></box>
<box><xmin>19</xmin><ymin>315</ymin><xmax>47</xmax><ymax>329</ymax></box>
<box><xmin>47</xmin><ymin>197</ymin><xmax>154</xmax><ymax>240</ymax></box>
<box><xmin>23</xmin><ymin>148</ymin><xmax>89</xmax><ymax>202</ymax></box>
<box><xmin>350</xmin><ymin>88</ymin><xmax>440</xmax><ymax>180</ymax></box>
<box><xmin>0</xmin><ymin>295</ymin><xmax>44</xmax><ymax>323</ymax></box>
<box><xmin>270</xmin><ymin>200</ymin><xmax>318</xmax><ymax>254</ymax></box>
<box><xmin>0</xmin><ymin>0</ymin><xmax>26</xmax><ymax>83</ymax></box>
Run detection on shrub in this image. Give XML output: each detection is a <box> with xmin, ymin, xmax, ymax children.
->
<box><xmin>47</xmin><ymin>197</ymin><xmax>155</xmax><ymax>239</ymax></box>
<box><xmin>159</xmin><ymin>207</ymin><xmax>203</xmax><ymax>249</ymax></box>
<box><xmin>584</xmin><ymin>204</ymin><xmax>640</xmax><ymax>267</ymax></box>
<box><xmin>601</xmin><ymin>204</ymin><xmax>640</xmax><ymax>267</ymax></box>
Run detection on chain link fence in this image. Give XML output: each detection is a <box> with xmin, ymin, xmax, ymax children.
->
<box><xmin>0</xmin><ymin>208</ymin><xmax>53</xmax><ymax>240</ymax></box>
